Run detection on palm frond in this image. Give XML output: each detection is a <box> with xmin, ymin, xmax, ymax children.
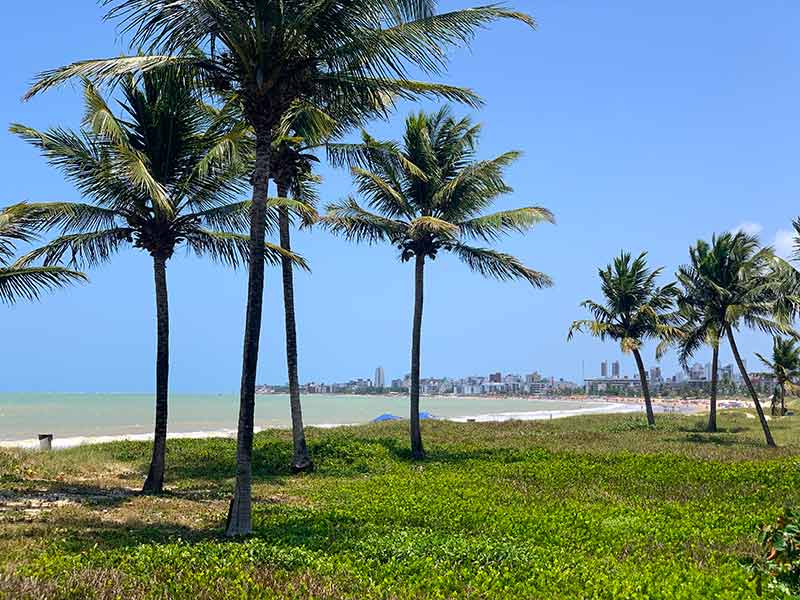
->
<box><xmin>451</xmin><ymin>243</ymin><xmax>552</xmax><ymax>287</ymax></box>
<box><xmin>17</xmin><ymin>229</ymin><xmax>131</xmax><ymax>269</ymax></box>
<box><xmin>459</xmin><ymin>207</ymin><xmax>555</xmax><ymax>242</ymax></box>
<box><xmin>321</xmin><ymin>198</ymin><xmax>407</xmax><ymax>244</ymax></box>
<box><xmin>0</xmin><ymin>265</ymin><xmax>87</xmax><ymax>304</ymax></box>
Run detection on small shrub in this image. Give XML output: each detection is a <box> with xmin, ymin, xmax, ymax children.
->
<box><xmin>751</xmin><ymin>507</ymin><xmax>800</xmax><ymax>597</ymax></box>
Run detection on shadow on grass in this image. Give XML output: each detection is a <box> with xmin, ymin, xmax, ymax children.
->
<box><xmin>677</xmin><ymin>434</ymin><xmax>742</xmax><ymax>447</ymax></box>
<box><xmin>0</xmin><ymin>509</ymin><xmax>224</xmax><ymax>552</ymax></box>
<box><xmin>0</xmin><ymin>481</ymin><xmax>136</xmax><ymax>511</ymax></box>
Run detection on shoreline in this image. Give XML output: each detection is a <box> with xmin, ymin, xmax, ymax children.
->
<box><xmin>0</xmin><ymin>397</ymin><xmax>709</xmax><ymax>450</ymax></box>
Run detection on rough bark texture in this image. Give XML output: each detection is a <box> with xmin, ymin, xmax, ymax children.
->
<box><xmin>277</xmin><ymin>181</ymin><xmax>312</xmax><ymax>473</ymax></box>
<box><xmin>143</xmin><ymin>256</ymin><xmax>170</xmax><ymax>494</ymax></box>
<box><xmin>226</xmin><ymin>131</ymin><xmax>271</xmax><ymax>537</ymax></box>
<box><xmin>727</xmin><ymin>325</ymin><xmax>776</xmax><ymax>447</ymax></box>
<box><xmin>410</xmin><ymin>254</ymin><xmax>425</xmax><ymax>460</ymax></box>
<box><xmin>632</xmin><ymin>348</ymin><xmax>655</xmax><ymax>427</ymax></box>
<box><xmin>707</xmin><ymin>343</ymin><xmax>719</xmax><ymax>432</ymax></box>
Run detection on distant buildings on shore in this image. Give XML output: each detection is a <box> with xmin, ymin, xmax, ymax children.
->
<box><xmin>256</xmin><ymin>367</ymin><xmax>581</xmax><ymax>396</ymax></box>
<box><xmin>583</xmin><ymin>359</ymin><xmax>776</xmax><ymax>396</ymax></box>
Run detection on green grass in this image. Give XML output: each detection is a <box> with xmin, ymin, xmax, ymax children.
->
<box><xmin>1</xmin><ymin>410</ymin><xmax>799</xmax><ymax>599</ymax></box>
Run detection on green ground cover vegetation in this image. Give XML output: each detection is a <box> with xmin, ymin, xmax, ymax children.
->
<box><xmin>1</xmin><ymin>410</ymin><xmax>799</xmax><ymax>599</ymax></box>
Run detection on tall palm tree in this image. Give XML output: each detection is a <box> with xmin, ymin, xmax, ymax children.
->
<box><xmin>676</xmin><ymin>232</ymin><xmax>794</xmax><ymax>447</ymax></box>
<box><xmin>674</xmin><ymin>282</ymin><xmax>724</xmax><ymax>432</ymax></box>
<box><xmin>756</xmin><ymin>337</ymin><xmax>800</xmax><ymax>416</ymax></box>
<box><xmin>27</xmin><ymin>0</ymin><xmax>536</xmax><ymax>536</ymax></box>
<box><xmin>0</xmin><ymin>205</ymin><xmax>86</xmax><ymax>304</ymax></box>
<box><xmin>323</xmin><ymin>108</ymin><xmax>553</xmax><ymax>459</ymax></box>
<box><xmin>11</xmin><ymin>70</ymin><xmax>305</xmax><ymax>493</ymax></box>
<box><xmin>568</xmin><ymin>252</ymin><xmax>679</xmax><ymax>427</ymax></box>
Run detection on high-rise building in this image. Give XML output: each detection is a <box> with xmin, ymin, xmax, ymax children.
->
<box><xmin>601</xmin><ymin>361</ymin><xmax>608</xmax><ymax>378</ymax></box>
<box><xmin>612</xmin><ymin>361</ymin><xmax>620</xmax><ymax>378</ymax></box>
<box><xmin>489</xmin><ymin>372</ymin><xmax>502</xmax><ymax>383</ymax></box>
<box><xmin>689</xmin><ymin>362</ymin><xmax>705</xmax><ymax>381</ymax></box>
<box><xmin>650</xmin><ymin>366</ymin><xmax>662</xmax><ymax>382</ymax></box>
<box><xmin>374</xmin><ymin>367</ymin><xmax>385</xmax><ymax>389</ymax></box>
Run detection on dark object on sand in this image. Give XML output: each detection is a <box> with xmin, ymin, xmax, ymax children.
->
<box><xmin>38</xmin><ymin>434</ymin><xmax>53</xmax><ymax>451</ymax></box>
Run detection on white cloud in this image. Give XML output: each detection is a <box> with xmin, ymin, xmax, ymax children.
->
<box><xmin>774</xmin><ymin>229</ymin><xmax>795</xmax><ymax>259</ymax></box>
<box><xmin>731</xmin><ymin>222</ymin><xmax>764</xmax><ymax>236</ymax></box>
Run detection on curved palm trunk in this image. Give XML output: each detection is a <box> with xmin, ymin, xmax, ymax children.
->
<box><xmin>410</xmin><ymin>254</ymin><xmax>425</xmax><ymax>460</ymax></box>
<box><xmin>632</xmin><ymin>348</ymin><xmax>655</xmax><ymax>426</ymax></box>
<box><xmin>726</xmin><ymin>324</ymin><xmax>775</xmax><ymax>447</ymax></box>
<box><xmin>277</xmin><ymin>181</ymin><xmax>312</xmax><ymax>473</ymax></box>
<box><xmin>143</xmin><ymin>256</ymin><xmax>169</xmax><ymax>494</ymax></box>
<box><xmin>226</xmin><ymin>132</ymin><xmax>272</xmax><ymax>537</ymax></box>
<box><xmin>707</xmin><ymin>344</ymin><xmax>719</xmax><ymax>432</ymax></box>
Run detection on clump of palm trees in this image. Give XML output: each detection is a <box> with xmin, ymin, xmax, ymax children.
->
<box><xmin>572</xmin><ymin>232</ymin><xmax>800</xmax><ymax>448</ymax></box>
<box><xmin>4</xmin><ymin>0</ymin><xmax>545</xmax><ymax>536</ymax></box>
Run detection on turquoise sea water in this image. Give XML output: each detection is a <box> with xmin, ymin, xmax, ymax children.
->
<box><xmin>0</xmin><ymin>393</ymin><xmax>615</xmax><ymax>442</ymax></box>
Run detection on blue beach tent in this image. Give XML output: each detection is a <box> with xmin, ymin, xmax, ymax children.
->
<box><xmin>372</xmin><ymin>413</ymin><xmax>403</xmax><ymax>423</ymax></box>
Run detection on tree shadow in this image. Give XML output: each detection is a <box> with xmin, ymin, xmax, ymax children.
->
<box><xmin>672</xmin><ymin>434</ymin><xmax>743</xmax><ymax>447</ymax></box>
<box><xmin>0</xmin><ymin>481</ymin><xmax>136</xmax><ymax>511</ymax></box>
<box><xmin>0</xmin><ymin>508</ymin><xmax>224</xmax><ymax>552</ymax></box>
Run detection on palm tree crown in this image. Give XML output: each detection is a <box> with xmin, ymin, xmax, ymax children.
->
<box><xmin>0</xmin><ymin>205</ymin><xmax>86</xmax><ymax>304</ymax></box>
<box><xmin>676</xmin><ymin>233</ymin><xmax>790</xmax><ymax>357</ymax></box>
<box><xmin>11</xmin><ymin>70</ymin><xmax>301</xmax><ymax>269</ymax></box>
<box><xmin>324</xmin><ymin>107</ymin><xmax>553</xmax><ymax>284</ymax></box>
<box><xmin>569</xmin><ymin>252</ymin><xmax>679</xmax><ymax>352</ymax></box>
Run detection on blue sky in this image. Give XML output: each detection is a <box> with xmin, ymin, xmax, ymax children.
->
<box><xmin>1</xmin><ymin>1</ymin><xmax>798</xmax><ymax>392</ymax></box>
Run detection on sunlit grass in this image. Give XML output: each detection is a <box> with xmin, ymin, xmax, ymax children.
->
<box><xmin>1</xmin><ymin>411</ymin><xmax>798</xmax><ymax>598</ymax></box>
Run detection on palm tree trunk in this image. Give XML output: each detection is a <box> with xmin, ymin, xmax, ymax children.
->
<box><xmin>726</xmin><ymin>324</ymin><xmax>776</xmax><ymax>448</ymax></box>
<box><xmin>410</xmin><ymin>253</ymin><xmax>425</xmax><ymax>460</ymax></box>
<box><xmin>143</xmin><ymin>255</ymin><xmax>169</xmax><ymax>494</ymax></box>
<box><xmin>707</xmin><ymin>343</ymin><xmax>719</xmax><ymax>432</ymax></box>
<box><xmin>781</xmin><ymin>382</ymin><xmax>786</xmax><ymax>416</ymax></box>
<box><xmin>772</xmin><ymin>383</ymin><xmax>783</xmax><ymax>417</ymax></box>
<box><xmin>632</xmin><ymin>348</ymin><xmax>655</xmax><ymax>426</ymax></box>
<box><xmin>277</xmin><ymin>181</ymin><xmax>312</xmax><ymax>473</ymax></box>
<box><xmin>226</xmin><ymin>130</ymin><xmax>271</xmax><ymax>537</ymax></box>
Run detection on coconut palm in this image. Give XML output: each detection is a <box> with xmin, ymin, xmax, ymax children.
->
<box><xmin>323</xmin><ymin>108</ymin><xmax>553</xmax><ymax>459</ymax></box>
<box><xmin>0</xmin><ymin>205</ymin><xmax>86</xmax><ymax>304</ymax></box>
<box><xmin>674</xmin><ymin>280</ymin><xmax>724</xmax><ymax>432</ymax></box>
<box><xmin>756</xmin><ymin>337</ymin><xmax>800</xmax><ymax>416</ymax></box>
<box><xmin>11</xmin><ymin>69</ymin><xmax>306</xmax><ymax>493</ymax></box>
<box><xmin>676</xmin><ymin>232</ymin><xmax>794</xmax><ymax>447</ymax></box>
<box><xmin>27</xmin><ymin>0</ymin><xmax>536</xmax><ymax>536</ymax></box>
<box><xmin>568</xmin><ymin>252</ymin><xmax>679</xmax><ymax>427</ymax></box>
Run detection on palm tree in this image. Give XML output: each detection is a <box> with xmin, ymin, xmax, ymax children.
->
<box><xmin>11</xmin><ymin>70</ymin><xmax>305</xmax><ymax>493</ymax></box>
<box><xmin>270</xmin><ymin>117</ymin><xmax>326</xmax><ymax>474</ymax></box>
<box><xmin>676</xmin><ymin>232</ymin><xmax>794</xmax><ymax>447</ymax></box>
<box><xmin>756</xmin><ymin>337</ymin><xmax>800</xmax><ymax>416</ymax></box>
<box><xmin>568</xmin><ymin>252</ymin><xmax>679</xmax><ymax>427</ymax></box>
<box><xmin>674</xmin><ymin>281</ymin><xmax>724</xmax><ymax>432</ymax></box>
<box><xmin>0</xmin><ymin>205</ymin><xmax>86</xmax><ymax>304</ymax></box>
<box><xmin>27</xmin><ymin>0</ymin><xmax>536</xmax><ymax>536</ymax></box>
<box><xmin>323</xmin><ymin>108</ymin><xmax>553</xmax><ymax>459</ymax></box>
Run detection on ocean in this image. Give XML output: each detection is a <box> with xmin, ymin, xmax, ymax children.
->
<box><xmin>0</xmin><ymin>392</ymin><xmax>637</xmax><ymax>448</ymax></box>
